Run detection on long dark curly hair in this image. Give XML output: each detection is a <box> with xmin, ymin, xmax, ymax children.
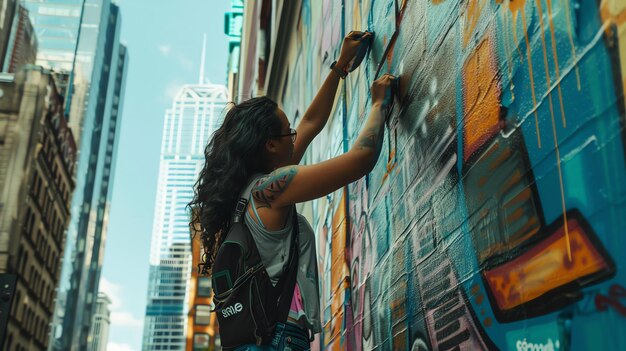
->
<box><xmin>188</xmin><ymin>96</ymin><xmax>281</xmax><ymax>275</ymax></box>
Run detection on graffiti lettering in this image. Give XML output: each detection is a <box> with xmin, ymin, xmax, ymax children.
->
<box><xmin>516</xmin><ymin>338</ymin><xmax>560</xmax><ymax>351</ymax></box>
<box><xmin>595</xmin><ymin>285</ymin><xmax>626</xmax><ymax>317</ymax></box>
<box><xmin>418</xmin><ymin>255</ymin><xmax>495</xmax><ymax>350</ymax></box>
<box><xmin>285</xmin><ymin>0</ymin><xmax>626</xmax><ymax>350</ymax></box>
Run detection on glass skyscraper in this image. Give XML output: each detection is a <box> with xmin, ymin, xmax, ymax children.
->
<box><xmin>142</xmin><ymin>83</ymin><xmax>228</xmax><ymax>351</ymax></box>
<box><xmin>21</xmin><ymin>0</ymin><xmax>83</xmax><ymax>73</ymax></box>
<box><xmin>48</xmin><ymin>1</ymin><xmax>128</xmax><ymax>350</ymax></box>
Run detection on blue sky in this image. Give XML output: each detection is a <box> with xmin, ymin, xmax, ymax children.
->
<box><xmin>100</xmin><ymin>1</ymin><xmax>230</xmax><ymax>350</ymax></box>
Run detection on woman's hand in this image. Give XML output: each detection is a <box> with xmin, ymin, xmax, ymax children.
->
<box><xmin>371</xmin><ymin>74</ymin><xmax>396</xmax><ymax>107</ymax></box>
<box><xmin>337</xmin><ymin>31</ymin><xmax>372</xmax><ymax>70</ymax></box>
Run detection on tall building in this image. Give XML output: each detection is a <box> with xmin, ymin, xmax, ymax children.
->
<box><xmin>87</xmin><ymin>292</ymin><xmax>112</xmax><ymax>351</ymax></box>
<box><xmin>48</xmin><ymin>1</ymin><xmax>127</xmax><ymax>350</ymax></box>
<box><xmin>20</xmin><ymin>0</ymin><xmax>83</xmax><ymax>73</ymax></box>
<box><xmin>21</xmin><ymin>0</ymin><xmax>84</xmax><ymax>99</ymax></box>
<box><xmin>142</xmin><ymin>81</ymin><xmax>228</xmax><ymax>351</ymax></box>
<box><xmin>224</xmin><ymin>0</ymin><xmax>243</xmax><ymax>100</ymax></box>
<box><xmin>0</xmin><ymin>66</ymin><xmax>77</xmax><ymax>351</ymax></box>
<box><xmin>3</xmin><ymin>5</ymin><xmax>39</xmax><ymax>73</ymax></box>
<box><xmin>0</xmin><ymin>0</ymin><xmax>18</xmax><ymax>66</ymax></box>
<box><xmin>185</xmin><ymin>235</ymin><xmax>220</xmax><ymax>351</ymax></box>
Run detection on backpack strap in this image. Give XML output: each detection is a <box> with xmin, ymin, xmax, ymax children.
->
<box><xmin>232</xmin><ymin>175</ymin><xmax>262</xmax><ymax>223</ymax></box>
<box><xmin>274</xmin><ymin>206</ymin><xmax>300</xmax><ymax>323</ymax></box>
<box><xmin>229</xmin><ymin>175</ymin><xmax>300</xmax><ymax>322</ymax></box>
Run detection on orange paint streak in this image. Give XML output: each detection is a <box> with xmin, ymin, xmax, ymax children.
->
<box><xmin>476</xmin><ymin>219</ymin><xmax>540</xmax><ymax>262</ymax></box>
<box><xmin>484</xmin><ymin>219</ymin><xmax>608</xmax><ymax>310</ymax></box>
<box><xmin>500</xmin><ymin>170</ymin><xmax>523</xmax><ymax>193</ymax></box>
<box><xmin>501</xmin><ymin>9</ymin><xmax>514</xmax><ymax>79</ymax></box>
<box><xmin>382</xmin><ymin>148</ymin><xmax>398</xmax><ymax>183</ymax></box>
<box><xmin>560</xmin><ymin>0</ymin><xmax>582</xmax><ymax>90</ymax></box>
<box><xmin>545</xmin><ymin>0</ymin><xmax>568</xmax><ymax>128</ymax></box>
<box><xmin>387</xmin><ymin>40</ymin><xmax>395</xmax><ymax>70</ymax></box>
<box><xmin>534</xmin><ymin>0</ymin><xmax>557</xmax><ymax>120</ymax></box>
<box><xmin>489</xmin><ymin>147</ymin><xmax>513</xmax><ymax>170</ymax></box>
<box><xmin>504</xmin><ymin>187</ymin><xmax>533</xmax><ymax>207</ymax></box>
<box><xmin>599</xmin><ymin>0</ymin><xmax>626</xmax><ymax>111</ymax></box>
<box><xmin>520</xmin><ymin>9</ymin><xmax>542</xmax><ymax>148</ymax></box>
<box><xmin>550</xmin><ymin>96</ymin><xmax>573</xmax><ymax>261</ymax></box>
<box><xmin>600</xmin><ymin>1</ymin><xmax>626</xmax><ymax>27</ymax></box>
<box><xmin>536</xmin><ymin>0</ymin><xmax>571</xmax><ymax>259</ymax></box>
<box><xmin>508</xmin><ymin>0</ymin><xmax>526</xmax><ymax>14</ymax></box>
<box><xmin>505</xmin><ymin>207</ymin><xmax>526</xmax><ymax>223</ymax></box>
<box><xmin>463</xmin><ymin>36</ymin><xmax>502</xmax><ymax>161</ymax></box>
<box><xmin>463</xmin><ymin>0</ymin><xmax>489</xmax><ymax>47</ymax></box>
<box><xmin>509</xmin><ymin>218</ymin><xmax>540</xmax><ymax>242</ymax></box>
<box><xmin>509</xmin><ymin>12</ymin><xmax>525</xmax><ymax>63</ymax></box>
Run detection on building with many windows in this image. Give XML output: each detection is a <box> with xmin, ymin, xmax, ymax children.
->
<box><xmin>0</xmin><ymin>66</ymin><xmax>77</xmax><ymax>351</ymax></box>
<box><xmin>224</xmin><ymin>0</ymin><xmax>243</xmax><ymax>100</ymax></box>
<box><xmin>142</xmin><ymin>82</ymin><xmax>228</xmax><ymax>351</ymax></box>
<box><xmin>20</xmin><ymin>0</ymin><xmax>83</xmax><ymax>74</ymax></box>
<box><xmin>21</xmin><ymin>0</ymin><xmax>84</xmax><ymax>99</ymax></box>
<box><xmin>48</xmin><ymin>1</ymin><xmax>127</xmax><ymax>349</ymax></box>
<box><xmin>0</xmin><ymin>0</ymin><xmax>19</xmax><ymax>66</ymax></box>
<box><xmin>185</xmin><ymin>234</ymin><xmax>219</xmax><ymax>351</ymax></box>
<box><xmin>2</xmin><ymin>5</ymin><xmax>38</xmax><ymax>73</ymax></box>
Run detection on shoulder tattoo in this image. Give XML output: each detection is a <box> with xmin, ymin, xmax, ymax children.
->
<box><xmin>252</xmin><ymin>166</ymin><xmax>298</xmax><ymax>209</ymax></box>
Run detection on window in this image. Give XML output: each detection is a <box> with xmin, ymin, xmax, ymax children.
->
<box><xmin>193</xmin><ymin>333</ymin><xmax>210</xmax><ymax>351</ymax></box>
<box><xmin>197</xmin><ymin>277</ymin><xmax>211</xmax><ymax>297</ymax></box>
<box><xmin>195</xmin><ymin>305</ymin><xmax>211</xmax><ymax>325</ymax></box>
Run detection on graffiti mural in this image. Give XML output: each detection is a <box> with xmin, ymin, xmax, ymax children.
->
<box><xmin>279</xmin><ymin>0</ymin><xmax>626</xmax><ymax>349</ymax></box>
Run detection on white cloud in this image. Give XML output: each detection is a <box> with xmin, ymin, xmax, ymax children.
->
<box><xmin>111</xmin><ymin>311</ymin><xmax>143</xmax><ymax>328</ymax></box>
<box><xmin>99</xmin><ymin>277</ymin><xmax>122</xmax><ymax>310</ymax></box>
<box><xmin>99</xmin><ymin>277</ymin><xmax>143</xmax><ymax>329</ymax></box>
<box><xmin>108</xmin><ymin>342</ymin><xmax>137</xmax><ymax>351</ymax></box>
<box><xmin>158</xmin><ymin>44</ymin><xmax>171</xmax><ymax>56</ymax></box>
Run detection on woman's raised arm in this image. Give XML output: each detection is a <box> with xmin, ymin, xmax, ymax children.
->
<box><xmin>291</xmin><ymin>31</ymin><xmax>373</xmax><ymax>164</ymax></box>
<box><xmin>254</xmin><ymin>74</ymin><xmax>395</xmax><ymax>209</ymax></box>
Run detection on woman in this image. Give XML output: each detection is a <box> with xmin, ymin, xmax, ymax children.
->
<box><xmin>189</xmin><ymin>31</ymin><xmax>394</xmax><ymax>350</ymax></box>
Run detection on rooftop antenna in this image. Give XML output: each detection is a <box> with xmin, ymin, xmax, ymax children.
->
<box><xmin>199</xmin><ymin>33</ymin><xmax>207</xmax><ymax>84</ymax></box>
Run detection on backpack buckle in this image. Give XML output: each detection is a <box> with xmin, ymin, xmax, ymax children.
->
<box><xmin>233</xmin><ymin>198</ymin><xmax>248</xmax><ymax>223</ymax></box>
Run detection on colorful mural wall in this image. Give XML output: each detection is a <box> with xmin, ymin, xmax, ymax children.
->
<box><xmin>278</xmin><ymin>0</ymin><xmax>626</xmax><ymax>349</ymax></box>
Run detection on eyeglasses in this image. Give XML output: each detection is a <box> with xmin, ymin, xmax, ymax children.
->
<box><xmin>271</xmin><ymin>128</ymin><xmax>297</xmax><ymax>143</ymax></box>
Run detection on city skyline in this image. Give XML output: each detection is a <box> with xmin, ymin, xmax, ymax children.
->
<box><xmin>0</xmin><ymin>1</ymin><xmax>236</xmax><ymax>350</ymax></box>
<box><xmin>141</xmin><ymin>80</ymin><xmax>228</xmax><ymax>350</ymax></box>
<box><xmin>99</xmin><ymin>1</ymin><xmax>230</xmax><ymax>349</ymax></box>
<box><xmin>0</xmin><ymin>0</ymin><xmax>128</xmax><ymax>350</ymax></box>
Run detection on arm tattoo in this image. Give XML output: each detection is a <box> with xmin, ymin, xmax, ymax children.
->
<box><xmin>356</xmin><ymin>126</ymin><xmax>381</xmax><ymax>151</ymax></box>
<box><xmin>252</xmin><ymin>166</ymin><xmax>298</xmax><ymax>209</ymax></box>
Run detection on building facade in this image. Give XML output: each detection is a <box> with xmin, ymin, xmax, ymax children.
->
<box><xmin>0</xmin><ymin>66</ymin><xmax>77</xmax><ymax>351</ymax></box>
<box><xmin>235</xmin><ymin>0</ymin><xmax>626</xmax><ymax>350</ymax></box>
<box><xmin>185</xmin><ymin>234</ymin><xmax>219</xmax><ymax>351</ymax></box>
<box><xmin>48</xmin><ymin>1</ymin><xmax>127</xmax><ymax>350</ymax></box>
<box><xmin>87</xmin><ymin>292</ymin><xmax>112</xmax><ymax>351</ymax></box>
<box><xmin>224</xmin><ymin>0</ymin><xmax>243</xmax><ymax>100</ymax></box>
<box><xmin>0</xmin><ymin>0</ymin><xmax>18</xmax><ymax>66</ymax></box>
<box><xmin>142</xmin><ymin>83</ymin><xmax>228</xmax><ymax>351</ymax></box>
<box><xmin>3</xmin><ymin>4</ymin><xmax>38</xmax><ymax>73</ymax></box>
<box><xmin>20</xmin><ymin>0</ymin><xmax>83</xmax><ymax>74</ymax></box>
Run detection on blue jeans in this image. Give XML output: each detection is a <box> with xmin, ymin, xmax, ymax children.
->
<box><xmin>232</xmin><ymin>323</ymin><xmax>311</xmax><ymax>351</ymax></box>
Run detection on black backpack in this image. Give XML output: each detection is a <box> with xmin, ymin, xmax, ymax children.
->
<box><xmin>211</xmin><ymin>192</ymin><xmax>299</xmax><ymax>350</ymax></box>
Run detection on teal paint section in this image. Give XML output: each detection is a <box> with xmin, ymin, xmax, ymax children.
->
<box><xmin>279</xmin><ymin>0</ymin><xmax>626</xmax><ymax>349</ymax></box>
